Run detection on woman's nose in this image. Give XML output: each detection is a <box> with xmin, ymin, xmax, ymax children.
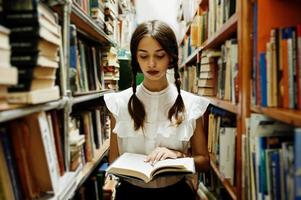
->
<box><xmin>148</xmin><ymin>57</ymin><xmax>156</xmax><ymax>68</ymax></box>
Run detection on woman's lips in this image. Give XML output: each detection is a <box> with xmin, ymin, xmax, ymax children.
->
<box><xmin>147</xmin><ymin>70</ymin><xmax>159</xmax><ymax>75</ymax></box>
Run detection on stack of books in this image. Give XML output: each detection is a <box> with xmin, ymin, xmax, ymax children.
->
<box><xmin>4</xmin><ymin>2</ymin><xmax>61</xmax><ymax>104</ymax></box>
<box><xmin>90</xmin><ymin>0</ymin><xmax>105</xmax><ymax>30</ymax></box>
<box><xmin>0</xmin><ymin>25</ymin><xmax>18</xmax><ymax>110</ymax></box>
<box><xmin>197</xmin><ymin>51</ymin><xmax>218</xmax><ymax>96</ymax></box>
<box><xmin>102</xmin><ymin>46</ymin><xmax>119</xmax><ymax>90</ymax></box>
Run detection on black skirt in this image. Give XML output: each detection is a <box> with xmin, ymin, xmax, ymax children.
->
<box><xmin>114</xmin><ymin>178</ymin><xmax>196</xmax><ymax>200</ymax></box>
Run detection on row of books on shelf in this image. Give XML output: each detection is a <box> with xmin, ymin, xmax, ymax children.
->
<box><xmin>207</xmin><ymin>106</ymin><xmax>236</xmax><ymax>185</ymax></box>
<box><xmin>207</xmin><ymin>0</ymin><xmax>236</xmax><ymax>38</ymax></box>
<box><xmin>180</xmin><ymin>39</ymin><xmax>238</xmax><ymax>104</ymax></box>
<box><xmin>70</xmin><ymin>24</ymin><xmax>104</xmax><ymax>94</ymax></box>
<box><xmin>178</xmin><ymin>0</ymin><xmax>236</xmax><ymax>66</ymax></box>
<box><xmin>206</xmin><ymin>109</ymin><xmax>301</xmax><ymax>200</ymax></box>
<box><xmin>243</xmin><ymin>113</ymin><xmax>300</xmax><ymax>200</ymax></box>
<box><xmin>73</xmin><ymin>0</ymin><xmax>118</xmax><ymax>35</ymax></box>
<box><xmin>252</xmin><ymin>25</ymin><xmax>301</xmax><ymax>110</ymax></box>
<box><xmin>0</xmin><ymin>105</ymin><xmax>110</xmax><ymax>200</ymax></box>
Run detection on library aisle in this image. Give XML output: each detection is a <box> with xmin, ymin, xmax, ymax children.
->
<box><xmin>0</xmin><ymin>0</ymin><xmax>300</xmax><ymax>200</ymax></box>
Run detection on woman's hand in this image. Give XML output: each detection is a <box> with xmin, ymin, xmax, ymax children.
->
<box><xmin>144</xmin><ymin>147</ymin><xmax>184</xmax><ymax>165</ymax></box>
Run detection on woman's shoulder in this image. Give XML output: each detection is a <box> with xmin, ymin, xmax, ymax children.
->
<box><xmin>180</xmin><ymin>90</ymin><xmax>209</xmax><ymax>104</ymax></box>
<box><xmin>180</xmin><ymin>90</ymin><xmax>210</xmax><ymax>118</ymax></box>
<box><xmin>104</xmin><ymin>87</ymin><xmax>133</xmax><ymax>101</ymax></box>
<box><xmin>103</xmin><ymin>87</ymin><xmax>133</xmax><ymax>117</ymax></box>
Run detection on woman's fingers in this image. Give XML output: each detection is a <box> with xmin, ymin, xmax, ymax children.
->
<box><xmin>145</xmin><ymin>147</ymin><xmax>179</xmax><ymax>164</ymax></box>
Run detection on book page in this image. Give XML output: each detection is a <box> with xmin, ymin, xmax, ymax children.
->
<box><xmin>152</xmin><ymin>157</ymin><xmax>195</xmax><ymax>176</ymax></box>
<box><xmin>107</xmin><ymin>153</ymin><xmax>154</xmax><ymax>180</ymax></box>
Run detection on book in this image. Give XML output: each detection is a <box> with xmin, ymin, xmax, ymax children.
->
<box><xmin>7</xmin><ymin>86</ymin><xmax>60</xmax><ymax>104</ymax></box>
<box><xmin>106</xmin><ymin>152</ymin><xmax>195</xmax><ymax>183</ymax></box>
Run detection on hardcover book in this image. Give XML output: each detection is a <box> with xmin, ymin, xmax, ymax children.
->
<box><xmin>106</xmin><ymin>152</ymin><xmax>195</xmax><ymax>183</ymax></box>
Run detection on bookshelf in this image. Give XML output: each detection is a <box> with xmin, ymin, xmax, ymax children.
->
<box><xmin>178</xmin><ymin>0</ymin><xmax>250</xmax><ymax>199</ymax></box>
<box><xmin>180</xmin><ymin>0</ymin><xmax>301</xmax><ymax>199</ymax></box>
<box><xmin>0</xmin><ymin>0</ymin><xmax>130</xmax><ymax>199</ymax></box>
<box><xmin>70</xmin><ymin>3</ymin><xmax>115</xmax><ymax>45</ymax></box>
<box><xmin>206</xmin><ymin>97</ymin><xmax>238</xmax><ymax>114</ymax></box>
<box><xmin>251</xmin><ymin>106</ymin><xmax>301</xmax><ymax>127</ymax></box>
<box><xmin>76</xmin><ymin>139</ymin><xmax>109</xmax><ymax>188</ymax></box>
<box><xmin>209</xmin><ymin>154</ymin><xmax>236</xmax><ymax>200</ymax></box>
<box><xmin>204</xmin><ymin>13</ymin><xmax>238</xmax><ymax>50</ymax></box>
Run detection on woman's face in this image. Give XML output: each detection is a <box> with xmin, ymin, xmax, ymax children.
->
<box><xmin>136</xmin><ymin>36</ymin><xmax>170</xmax><ymax>82</ymax></box>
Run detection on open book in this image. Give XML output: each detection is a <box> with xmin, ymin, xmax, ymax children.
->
<box><xmin>106</xmin><ymin>152</ymin><xmax>195</xmax><ymax>183</ymax></box>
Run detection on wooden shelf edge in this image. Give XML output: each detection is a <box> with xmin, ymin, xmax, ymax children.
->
<box><xmin>71</xmin><ymin>3</ymin><xmax>115</xmax><ymax>45</ymax></box>
<box><xmin>209</xmin><ymin>159</ymin><xmax>237</xmax><ymax>200</ymax></box>
<box><xmin>204</xmin><ymin>13</ymin><xmax>238</xmax><ymax>49</ymax></box>
<box><xmin>206</xmin><ymin>97</ymin><xmax>238</xmax><ymax>114</ymax></box>
<box><xmin>72</xmin><ymin>90</ymin><xmax>113</xmax><ymax>105</ymax></box>
<box><xmin>76</xmin><ymin>139</ymin><xmax>110</xmax><ymax>188</ymax></box>
<box><xmin>251</xmin><ymin>106</ymin><xmax>301</xmax><ymax>127</ymax></box>
<box><xmin>180</xmin><ymin>46</ymin><xmax>203</xmax><ymax>69</ymax></box>
<box><xmin>0</xmin><ymin>98</ymin><xmax>67</xmax><ymax>123</ymax></box>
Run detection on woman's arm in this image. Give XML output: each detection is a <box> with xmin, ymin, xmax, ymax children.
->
<box><xmin>190</xmin><ymin>117</ymin><xmax>210</xmax><ymax>172</ymax></box>
<box><xmin>108</xmin><ymin>114</ymin><xmax>119</xmax><ymax>164</ymax></box>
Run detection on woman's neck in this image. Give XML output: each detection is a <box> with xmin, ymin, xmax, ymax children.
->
<box><xmin>142</xmin><ymin>79</ymin><xmax>168</xmax><ymax>92</ymax></box>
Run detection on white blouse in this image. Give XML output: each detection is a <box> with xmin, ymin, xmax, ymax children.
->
<box><xmin>104</xmin><ymin>83</ymin><xmax>209</xmax><ymax>188</ymax></box>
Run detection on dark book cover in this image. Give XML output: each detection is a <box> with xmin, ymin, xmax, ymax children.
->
<box><xmin>91</xmin><ymin>110</ymin><xmax>100</xmax><ymax>149</ymax></box>
<box><xmin>0</xmin><ymin>126</ymin><xmax>23</xmax><ymax>200</ymax></box>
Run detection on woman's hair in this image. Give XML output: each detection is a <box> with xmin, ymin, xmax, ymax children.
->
<box><xmin>128</xmin><ymin>20</ymin><xmax>185</xmax><ymax>130</ymax></box>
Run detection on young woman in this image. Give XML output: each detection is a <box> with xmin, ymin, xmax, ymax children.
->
<box><xmin>104</xmin><ymin>20</ymin><xmax>210</xmax><ymax>200</ymax></box>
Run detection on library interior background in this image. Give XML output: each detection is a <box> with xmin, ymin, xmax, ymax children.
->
<box><xmin>0</xmin><ymin>0</ymin><xmax>301</xmax><ymax>199</ymax></box>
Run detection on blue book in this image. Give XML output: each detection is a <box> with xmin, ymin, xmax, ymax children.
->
<box><xmin>259</xmin><ymin>53</ymin><xmax>267</xmax><ymax>107</ymax></box>
<box><xmin>271</xmin><ymin>150</ymin><xmax>281</xmax><ymax>200</ymax></box>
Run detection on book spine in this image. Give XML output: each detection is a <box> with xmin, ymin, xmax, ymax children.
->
<box><xmin>0</xmin><ymin>127</ymin><xmax>23</xmax><ymax>200</ymax></box>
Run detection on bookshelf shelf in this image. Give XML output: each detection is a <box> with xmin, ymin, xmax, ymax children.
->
<box><xmin>206</xmin><ymin>97</ymin><xmax>238</xmax><ymax>114</ymax></box>
<box><xmin>72</xmin><ymin>90</ymin><xmax>113</xmax><ymax>105</ymax></box>
<box><xmin>71</xmin><ymin>3</ymin><xmax>115</xmax><ymax>45</ymax></box>
<box><xmin>0</xmin><ymin>98</ymin><xmax>67</xmax><ymax>123</ymax></box>
<box><xmin>251</xmin><ymin>106</ymin><xmax>301</xmax><ymax>127</ymax></box>
<box><xmin>178</xmin><ymin>0</ymin><xmax>208</xmax><ymax>45</ymax></box>
<box><xmin>204</xmin><ymin>13</ymin><xmax>238</xmax><ymax>49</ymax></box>
<box><xmin>209</xmin><ymin>155</ymin><xmax>237</xmax><ymax>200</ymax></box>
<box><xmin>180</xmin><ymin>46</ymin><xmax>203</xmax><ymax>69</ymax></box>
<box><xmin>76</xmin><ymin>139</ymin><xmax>110</xmax><ymax>188</ymax></box>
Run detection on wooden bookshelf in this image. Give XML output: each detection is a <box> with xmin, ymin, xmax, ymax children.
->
<box><xmin>209</xmin><ymin>154</ymin><xmax>237</xmax><ymax>200</ymax></box>
<box><xmin>251</xmin><ymin>106</ymin><xmax>301</xmax><ymax>127</ymax></box>
<box><xmin>204</xmin><ymin>13</ymin><xmax>238</xmax><ymax>49</ymax></box>
<box><xmin>71</xmin><ymin>3</ymin><xmax>115</xmax><ymax>45</ymax></box>
<box><xmin>76</xmin><ymin>139</ymin><xmax>110</xmax><ymax>188</ymax></box>
<box><xmin>206</xmin><ymin>97</ymin><xmax>238</xmax><ymax>114</ymax></box>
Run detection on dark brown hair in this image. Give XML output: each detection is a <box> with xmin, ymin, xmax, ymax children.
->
<box><xmin>128</xmin><ymin>20</ymin><xmax>185</xmax><ymax>130</ymax></box>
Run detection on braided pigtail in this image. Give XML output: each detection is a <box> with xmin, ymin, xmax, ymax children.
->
<box><xmin>128</xmin><ymin>60</ymin><xmax>146</xmax><ymax>131</ymax></box>
<box><xmin>168</xmin><ymin>63</ymin><xmax>185</xmax><ymax>125</ymax></box>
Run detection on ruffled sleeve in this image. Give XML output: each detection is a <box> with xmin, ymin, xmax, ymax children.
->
<box><xmin>188</xmin><ymin>95</ymin><xmax>210</xmax><ymax>120</ymax></box>
<box><xmin>103</xmin><ymin>92</ymin><xmax>119</xmax><ymax>118</ymax></box>
<box><xmin>157</xmin><ymin>94</ymin><xmax>210</xmax><ymax>142</ymax></box>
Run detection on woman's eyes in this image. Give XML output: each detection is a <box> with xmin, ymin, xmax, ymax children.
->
<box><xmin>156</xmin><ymin>54</ymin><xmax>165</xmax><ymax>59</ymax></box>
<box><xmin>138</xmin><ymin>54</ymin><xmax>166</xmax><ymax>60</ymax></box>
<box><xmin>139</xmin><ymin>54</ymin><xmax>165</xmax><ymax>60</ymax></box>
